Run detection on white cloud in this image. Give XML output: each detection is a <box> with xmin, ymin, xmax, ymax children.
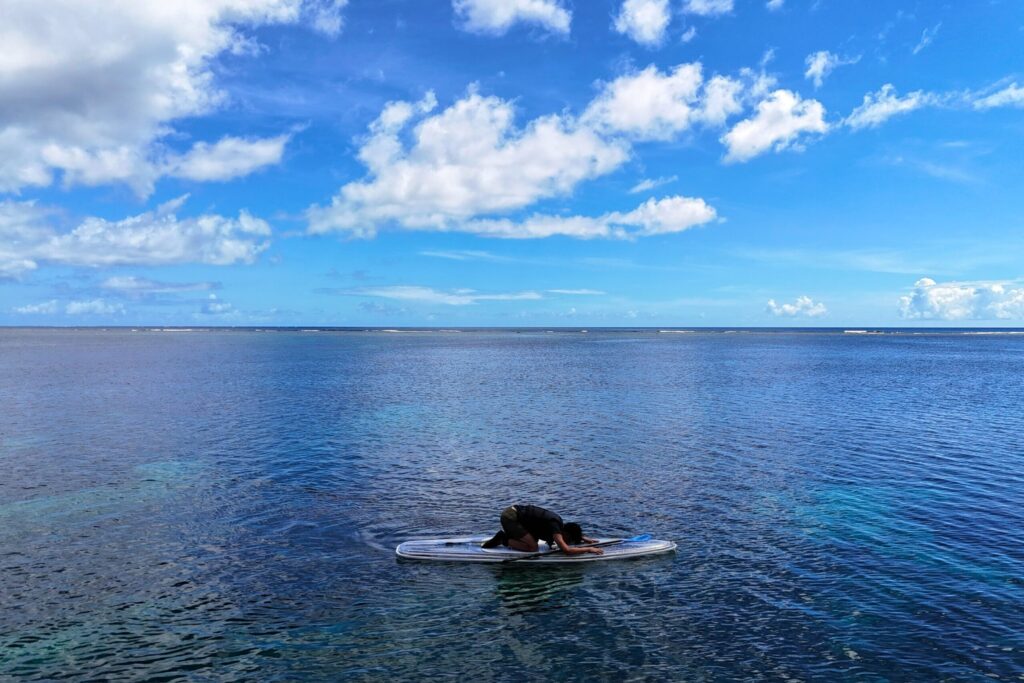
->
<box><xmin>767</xmin><ymin>296</ymin><xmax>827</xmax><ymax>317</ymax></box>
<box><xmin>14</xmin><ymin>300</ymin><xmax>59</xmax><ymax>315</ymax></box>
<box><xmin>38</xmin><ymin>145</ymin><xmax>158</xmax><ymax>197</ymax></box>
<box><xmin>355</xmin><ymin>286</ymin><xmax>543</xmax><ymax>306</ymax></box>
<box><xmin>0</xmin><ymin>1</ymin><xmax>321</xmax><ymax>194</ymax></box>
<box><xmin>845</xmin><ymin>84</ymin><xmax>935</xmax><ymax>130</ymax></box>
<box><xmin>973</xmin><ymin>83</ymin><xmax>1024</xmax><ymax>110</ymax></box>
<box><xmin>913</xmin><ymin>22</ymin><xmax>941</xmax><ymax>55</ymax></box>
<box><xmin>0</xmin><ymin>259</ymin><xmax>37</xmax><ymax>278</ymax></box>
<box><xmin>101</xmin><ymin>276</ymin><xmax>218</xmax><ymax>295</ymax></box>
<box><xmin>0</xmin><ymin>196</ymin><xmax>270</xmax><ymax>276</ymax></box>
<box><xmin>307</xmin><ymin>0</ymin><xmax>349</xmax><ymax>36</ymax></box>
<box><xmin>308</xmin><ymin>89</ymin><xmax>629</xmax><ymax>237</ymax></box>
<box><xmin>463</xmin><ymin>195</ymin><xmax>717</xmax><ymax>239</ymax></box>
<box><xmin>766</xmin><ymin>0</ymin><xmax>784</xmax><ymax>11</ymax></box>
<box><xmin>463</xmin><ymin>215</ymin><xmax>611</xmax><ymax>239</ymax></box>
<box><xmin>584</xmin><ymin>64</ymin><xmax>743</xmax><ymax>140</ymax></box>
<box><xmin>548</xmin><ymin>289</ymin><xmax>605</xmax><ymax>295</ymax></box>
<box><xmin>722</xmin><ymin>90</ymin><xmax>828</xmax><ymax>162</ymax></box>
<box><xmin>419</xmin><ymin>249</ymin><xmax>510</xmax><ymax>262</ymax></box>
<box><xmin>308</xmin><ymin>64</ymin><xmax>750</xmax><ymax>240</ymax></box>
<box><xmin>899</xmin><ymin>277</ymin><xmax>1024</xmax><ymax>320</ymax></box>
<box><xmin>66</xmin><ymin>299</ymin><xmax>125</xmax><ymax>316</ymax></box>
<box><xmin>585</xmin><ymin>64</ymin><xmax>703</xmax><ymax>140</ymax></box>
<box><xmin>629</xmin><ymin>175</ymin><xmax>677</xmax><ymax>193</ymax></box>
<box><xmin>169</xmin><ymin>135</ymin><xmax>290</xmax><ymax>182</ymax></box>
<box><xmin>612</xmin><ymin>195</ymin><xmax>717</xmax><ymax>235</ymax></box>
<box><xmin>700</xmin><ymin>75</ymin><xmax>746</xmax><ymax>127</ymax></box>
<box><xmin>452</xmin><ymin>0</ymin><xmax>571</xmax><ymax>35</ymax></box>
<box><xmin>682</xmin><ymin>0</ymin><xmax>733</xmax><ymax>17</ymax></box>
<box><xmin>680</xmin><ymin>26</ymin><xmax>697</xmax><ymax>42</ymax></box>
<box><xmin>614</xmin><ymin>0</ymin><xmax>671</xmax><ymax>47</ymax></box>
<box><xmin>804</xmin><ymin>51</ymin><xmax>860</xmax><ymax>88</ymax></box>
<box><xmin>884</xmin><ymin>156</ymin><xmax>978</xmax><ymax>185</ymax></box>
<box><xmin>201</xmin><ymin>294</ymin><xmax>234</xmax><ymax>314</ymax></box>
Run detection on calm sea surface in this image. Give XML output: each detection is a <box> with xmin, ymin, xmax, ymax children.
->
<box><xmin>1</xmin><ymin>329</ymin><xmax>1022</xmax><ymax>681</ymax></box>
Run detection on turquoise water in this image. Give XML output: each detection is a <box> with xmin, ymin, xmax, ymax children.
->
<box><xmin>1</xmin><ymin>329</ymin><xmax>1022</xmax><ymax>680</ymax></box>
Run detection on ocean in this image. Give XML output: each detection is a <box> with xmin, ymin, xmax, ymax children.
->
<box><xmin>1</xmin><ymin>328</ymin><xmax>1022</xmax><ymax>680</ymax></box>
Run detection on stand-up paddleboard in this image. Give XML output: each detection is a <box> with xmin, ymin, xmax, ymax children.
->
<box><xmin>395</xmin><ymin>535</ymin><xmax>676</xmax><ymax>563</ymax></box>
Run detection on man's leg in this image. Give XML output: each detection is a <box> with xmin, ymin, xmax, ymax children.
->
<box><xmin>481</xmin><ymin>528</ymin><xmax>507</xmax><ymax>548</ymax></box>
<box><xmin>507</xmin><ymin>533</ymin><xmax>538</xmax><ymax>552</ymax></box>
<box><xmin>501</xmin><ymin>506</ymin><xmax>539</xmax><ymax>552</ymax></box>
<box><xmin>482</xmin><ymin>506</ymin><xmax>518</xmax><ymax>548</ymax></box>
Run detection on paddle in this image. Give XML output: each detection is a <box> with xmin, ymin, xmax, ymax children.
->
<box><xmin>501</xmin><ymin>534</ymin><xmax>652</xmax><ymax>563</ymax></box>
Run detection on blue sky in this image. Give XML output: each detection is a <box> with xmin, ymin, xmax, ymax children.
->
<box><xmin>2</xmin><ymin>0</ymin><xmax>1023</xmax><ymax>326</ymax></box>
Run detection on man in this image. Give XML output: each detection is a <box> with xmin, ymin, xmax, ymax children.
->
<box><xmin>481</xmin><ymin>504</ymin><xmax>603</xmax><ymax>556</ymax></box>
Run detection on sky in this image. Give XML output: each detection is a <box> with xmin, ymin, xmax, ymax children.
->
<box><xmin>1</xmin><ymin>0</ymin><xmax>1023</xmax><ymax>327</ymax></box>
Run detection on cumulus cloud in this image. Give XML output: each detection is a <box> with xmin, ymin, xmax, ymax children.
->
<box><xmin>308</xmin><ymin>89</ymin><xmax>629</xmax><ymax>237</ymax></box>
<box><xmin>611</xmin><ymin>195</ymin><xmax>717</xmax><ymax>236</ymax></box>
<box><xmin>682</xmin><ymin>0</ymin><xmax>733</xmax><ymax>17</ymax></box>
<box><xmin>305</xmin><ymin>64</ymin><xmax>747</xmax><ymax>240</ymax></box>
<box><xmin>14</xmin><ymin>300</ymin><xmax>59</xmax><ymax>315</ymax></box>
<box><xmin>973</xmin><ymin>83</ymin><xmax>1024</xmax><ymax>110</ymax></box>
<box><xmin>584</xmin><ymin>64</ymin><xmax>743</xmax><ymax>140</ymax></box>
<box><xmin>14</xmin><ymin>297</ymin><xmax>126</xmax><ymax>315</ymax></box>
<box><xmin>0</xmin><ymin>1</ymin><xmax>321</xmax><ymax>194</ymax></box>
<box><xmin>354</xmin><ymin>286</ymin><xmax>543</xmax><ymax>306</ymax></box>
<box><xmin>804</xmin><ymin>51</ymin><xmax>860</xmax><ymax>88</ymax></box>
<box><xmin>845</xmin><ymin>84</ymin><xmax>936</xmax><ymax>130</ymax></box>
<box><xmin>0</xmin><ymin>196</ymin><xmax>270</xmax><ymax>276</ymax></box>
<box><xmin>614</xmin><ymin>0</ymin><xmax>671</xmax><ymax>47</ymax></box>
<box><xmin>899</xmin><ymin>278</ymin><xmax>1024</xmax><ymax>320</ymax></box>
<box><xmin>700</xmin><ymin>75</ymin><xmax>746</xmax><ymax>127</ymax></box>
<box><xmin>169</xmin><ymin>135</ymin><xmax>290</xmax><ymax>182</ymax></box>
<box><xmin>65</xmin><ymin>299</ymin><xmax>125</xmax><ymax>316</ymax></box>
<box><xmin>585</xmin><ymin>64</ymin><xmax>703</xmax><ymax>139</ymax></box>
<box><xmin>722</xmin><ymin>90</ymin><xmax>828</xmax><ymax>162</ymax></box>
<box><xmin>201</xmin><ymin>294</ymin><xmax>235</xmax><ymax>315</ymax></box>
<box><xmin>307</xmin><ymin>0</ymin><xmax>349</xmax><ymax>36</ymax></box>
<box><xmin>462</xmin><ymin>195</ymin><xmax>717</xmax><ymax>239</ymax></box>
<box><xmin>767</xmin><ymin>296</ymin><xmax>827</xmax><ymax>317</ymax></box>
<box><xmin>452</xmin><ymin>0</ymin><xmax>571</xmax><ymax>35</ymax></box>
<box><xmin>766</xmin><ymin>0</ymin><xmax>784</xmax><ymax>11</ymax></box>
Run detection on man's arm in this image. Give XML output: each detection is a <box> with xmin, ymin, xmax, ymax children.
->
<box><xmin>553</xmin><ymin>533</ymin><xmax>603</xmax><ymax>555</ymax></box>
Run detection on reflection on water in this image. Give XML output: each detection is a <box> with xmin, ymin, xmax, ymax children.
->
<box><xmin>1</xmin><ymin>328</ymin><xmax>1023</xmax><ymax>680</ymax></box>
<box><xmin>492</xmin><ymin>565</ymin><xmax>587</xmax><ymax>615</ymax></box>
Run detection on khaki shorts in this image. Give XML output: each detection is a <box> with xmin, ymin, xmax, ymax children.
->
<box><xmin>500</xmin><ymin>506</ymin><xmax>529</xmax><ymax>541</ymax></box>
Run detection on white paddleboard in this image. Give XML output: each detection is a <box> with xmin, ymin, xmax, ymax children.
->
<box><xmin>395</xmin><ymin>536</ymin><xmax>676</xmax><ymax>563</ymax></box>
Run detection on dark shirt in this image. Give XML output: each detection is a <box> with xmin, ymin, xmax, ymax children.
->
<box><xmin>513</xmin><ymin>505</ymin><xmax>564</xmax><ymax>543</ymax></box>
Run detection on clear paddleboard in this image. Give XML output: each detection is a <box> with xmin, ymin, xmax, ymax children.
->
<box><xmin>395</xmin><ymin>536</ymin><xmax>676</xmax><ymax>563</ymax></box>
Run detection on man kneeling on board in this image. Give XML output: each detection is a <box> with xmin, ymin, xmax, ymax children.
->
<box><xmin>481</xmin><ymin>504</ymin><xmax>604</xmax><ymax>556</ymax></box>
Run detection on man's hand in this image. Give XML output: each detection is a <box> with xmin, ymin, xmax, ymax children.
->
<box><xmin>587</xmin><ymin>547</ymin><xmax>604</xmax><ymax>555</ymax></box>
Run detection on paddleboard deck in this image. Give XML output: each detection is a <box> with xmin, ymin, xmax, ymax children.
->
<box><xmin>395</xmin><ymin>536</ymin><xmax>676</xmax><ymax>563</ymax></box>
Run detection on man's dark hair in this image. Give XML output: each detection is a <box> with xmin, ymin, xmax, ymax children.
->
<box><xmin>563</xmin><ymin>522</ymin><xmax>583</xmax><ymax>545</ymax></box>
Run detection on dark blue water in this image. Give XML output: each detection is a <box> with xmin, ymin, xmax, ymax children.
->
<box><xmin>1</xmin><ymin>329</ymin><xmax>1022</xmax><ymax>681</ymax></box>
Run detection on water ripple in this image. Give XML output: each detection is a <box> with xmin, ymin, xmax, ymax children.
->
<box><xmin>1</xmin><ymin>329</ymin><xmax>1023</xmax><ymax>680</ymax></box>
